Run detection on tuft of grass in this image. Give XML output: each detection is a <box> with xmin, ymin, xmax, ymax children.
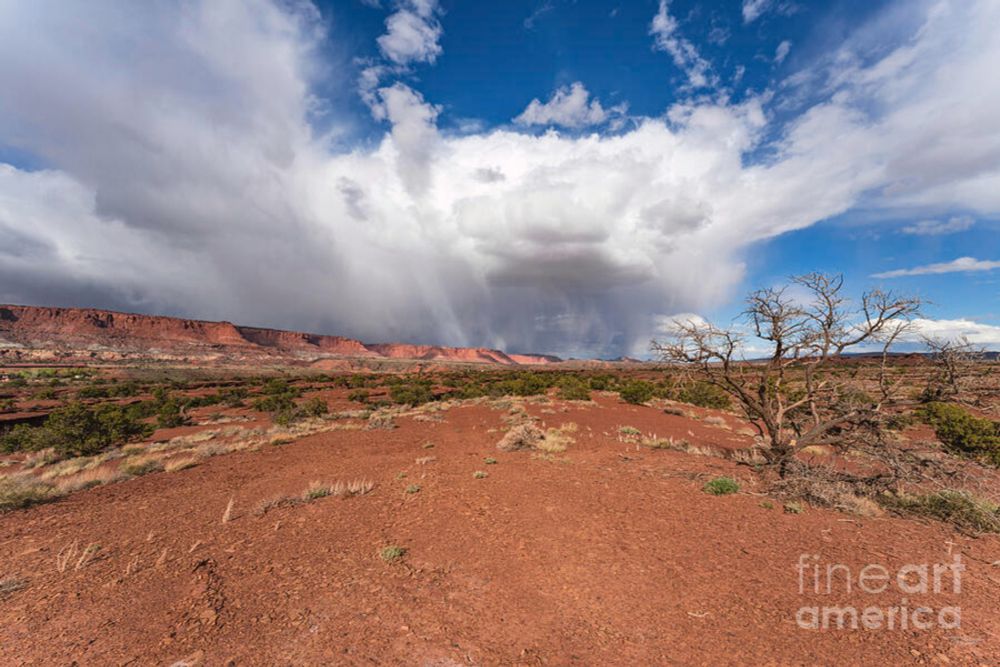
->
<box><xmin>702</xmin><ymin>477</ymin><xmax>740</xmax><ymax>495</ymax></box>
<box><xmin>880</xmin><ymin>490</ymin><xmax>1000</xmax><ymax>533</ymax></box>
<box><xmin>405</xmin><ymin>484</ymin><xmax>421</xmax><ymax>494</ymax></box>
<box><xmin>473</xmin><ymin>470</ymin><xmax>488</xmax><ymax>479</ymax></box>
<box><xmin>0</xmin><ymin>576</ymin><xmax>28</xmax><ymax>600</ymax></box>
<box><xmin>119</xmin><ymin>456</ymin><xmax>164</xmax><ymax>477</ymax></box>
<box><xmin>422</xmin><ymin>442</ymin><xmax>435</xmax><ymax>449</ymax></box>
<box><xmin>303</xmin><ymin>482</ymin><xmax>332</xmax><ymax>500</ymax></box>
<box><xmin>164</xmin><ymin>456</ymin><xmax>199</xmax><ymax>473</ymax></box>
<box><xmin>380</xmin><ymin>545</ymin><xmax>407</xmax><ymax>562</ymax></box>
<box><xmin>760</xmin><ymin>500</ymin><xmax>775</xmax><ymax>510</ymax></box>
<box><xmin>484</xmin><ymin>457</ymin><xmax>498</xmax><ymax>465</ymax></box>
<box><xmin>0</xmin><ymin>475</ymin><xmax>59</xmax><ymax>512</ymax></box>
<box><xmin>783</xmin><ymin>501</ymin><xmax>804</xmax><ymax>514</ymax></box>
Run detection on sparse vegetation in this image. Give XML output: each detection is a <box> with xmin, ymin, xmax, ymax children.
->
<box><xmin>880</xmin><ymin>490</ymin><xmax>1000</xmax><ymax>533</ymax></box>
<box><xmin>0</xmin><ymin>475</ymin><xmax>58</xmax><ymax>512</ymax></box>
<box><xmin>473</xmin><ymin>470</ymin><xmax>488</xmax><ymax>478</ymax></box>
<box><xmin>405</xmin><ymin>484</ymin><xmax>421</xmax><ymax>494</ymax></box>
<box><xmin>702</xmin><ymin>477</ymin><xmax>739</xmax><ymax>495</ymax></box>
<box><xmin>379</xmin><ymin>545</ymin><xmax>407</xmax><ymax>562</ymax></box>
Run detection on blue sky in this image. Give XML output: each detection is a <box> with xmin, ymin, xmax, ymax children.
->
<box><xmin>0</xmin><ymin>0</ymin><xmax>998</xmax><ymax>357</ymax></box>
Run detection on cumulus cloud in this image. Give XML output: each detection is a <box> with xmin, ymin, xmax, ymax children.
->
<box><xmin>376</xmin><ymin>0</ymin><xmax>442</xmax><ymax>66</ymax></box>
<box><xmin>650</xmin><ymin>1</ymin><xmax>717</xmax><ymax>89</ymax></box>
<box><xmin>514</xmin><ymin>82</ymin><xmax>627</xmax><ymax>129</ymax></box>
<box><xmin>1</xmin><ymin>0</ymin><xmax>1000</xmax><ymax>358</ymax></box>
<box><xmin>872</xmin><ymin>257</ymin><xmax>1000</xmax><ymax>279</ymax></box>
<box><xmin>909</xmin><ymin>318</ymin><xmax>1000</xmax><ymax>348</ymax></box>
<box><xmin>901</xmin><ymin>215</ymin><xmax>974</xmax><ymax>235</ymax></box>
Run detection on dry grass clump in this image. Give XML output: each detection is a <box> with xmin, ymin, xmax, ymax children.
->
<box><xmin>366</xmin><ymin>413</ymin><xmax>397</xmax><ymax>430</ymax></box>
<box><xmin>617</xmin><ymin>426</ymin><xmax>641</xmax><ymax>442</ymax></box>
<box><xmin>880</xmin><ymin>490</ymin><xmax>1000</xmax><ymax>533</ymax></box>
<box><xmin>55</xmin><ymin>467</ymin><xmax>125</xmax><ymax>494</ymax></box>
<box><xmin>703</xmin><ymin>416</ymin><xmax>729</xmax><ymax>428</ymax></box>
<box><xmin>119</xmin><ymin>456</ymin><xmax>165</xmax><ymax>477</ymax></box>
<box><xmin>415</xmin><ymin>455</ymin><xmax>436</xmax><ymax>465</ymax></box>
<box><xmin>0</xmin><ymin>576</ymin><xmax>28</xmax><ymax>600</ymax></box>
<box><xmin>22</xmin><ymin>448</ymin><xmax>58</xmax><ymax>469</ymax></box>
<box><xmin>39</xmin><ymin>457</ymin><xmax>90</xmax><ymax>480</ymax></box>
<box><xmin>497</xmin><ymin>422</ymin><xmax>545</xmax><ymax>451</ymax></box>
<box><xmin>539</xmin><ymin>425</ymin><xmax>576</xmax><ymax>453</ymax></box>
<box><xmin>164</xmin><ymin>456</ymin><xmax>200</xmax><ymax>473</ymax></box>
<box><xmin>0</xmin><ymin>474</ymin><xmax>58</xmax><ymax>512</ymax></box>
<box><xmin>771</xmin><ymin>473</ymin><xmax>883</xmax><ymax>518</ymax></box>
<box><xmin>256</xmin><ymin>479</ymin><xmax>374</xmax><ymax>516</ymax></box>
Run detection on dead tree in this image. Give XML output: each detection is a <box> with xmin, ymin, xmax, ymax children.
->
<box><xmin>652</xmin><ymin>273</ymin><xmax>922</xmax><ymax>475</ymax></box>
<box><xmin>922</xmin><ymin>335</ymin><xmax>985</xmax><ymax>402</ymax></box>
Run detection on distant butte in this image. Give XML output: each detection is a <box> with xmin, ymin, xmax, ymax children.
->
<box><xmin>0</xmin><ymin>304</ymin><xmax>562</xmax><ymax>368</ymax></box>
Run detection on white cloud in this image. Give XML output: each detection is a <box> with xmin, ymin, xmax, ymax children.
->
<box><xmin>775</xmin><ymin>40</ymin><xmax>792</xmax><ymax>64</ymax></box>
<box><xmin>514</xmin><ymin>82</ymin><xmax>627</xmax><ymax>129</ymax></box>
<box><xmin>909</xmin><ymin>318</ymin><xmax>1000</xmax><ymax>349</ymax></box>
<box><xmin>376</xmin><ymin>0</ymin><xmax>441</xmax><ymax>66</ymax></box>
<box><xmin>901</xmin><ymin>215</ymin><xmax>974</xmax><ymax>235</ymax></box>
<box><xmin>872</xmin><ymin>257</ymin><xmax>1000</xmax><ymax>279</ymax></box>
<box><xmin>650</xmin><ymin>1</ymin><xmax>717</xmax><ymax>89</ymax></box>
<box><xmin>742</xmin><ymin>0</ymin><xmax>772</xmax><ymax>23</ymax></box>
<box><xmin>1</xmin><ymin>1</ymin><xmax>1000</xmax><ymax>358</ymax></box>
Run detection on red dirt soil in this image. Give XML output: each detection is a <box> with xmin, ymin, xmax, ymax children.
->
<box><xmin>2</xmin><ymin>397</ymin><xmax>999</xmax><ymax>665</ymax></box>
<box><xmin>0</xmin><ymin>305</ymin><xmax>560</xmax><ymax>367</ymax></box>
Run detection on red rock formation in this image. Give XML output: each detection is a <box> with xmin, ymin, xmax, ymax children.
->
<box><xmin>0</xmin><ymin>305</ymin><xmax>561</xmax><ymax>367</ymax></box>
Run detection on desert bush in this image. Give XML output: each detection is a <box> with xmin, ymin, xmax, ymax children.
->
<box><xmin>918</xmin><ymin>402</ymin><xmax>1000</xmax><ymax>465</ymax></box>
<box><xmin>880</xmin><ymin>490</ymin><xmax>1000</xmax><ymax>533</ymax></box>
<box><xmin>347</xmin><ymin>389</ymin><xmax>371</xmax><ymax>404</ymax></box>
<box><xmin>678</xmin><ymin>381</ymin><xmax>731</xmax><ymax>409</ymax></box>
<box><xmin>389</xmin><ymin>381</ymin><xmax>434</xmax><ymax>406</ymax></box>
<box><xmin>405</xmin><ymin>484</ymin><xmax>421</xmax><ymax>494</ymax></box>
<box><xmin>557</xmin><ymin>377</ymin><xmax>591</xmax><ymax>401</ymax></box>
<box><xmin>302</xmin><ymin>397</ymin><xmax>328</xmax><ymax>417</ymax></box>
<box><xmin>156</xmin><ymin>396</ymin><xmax>187</xmax><ymax>428</ymax></box>
<box><xmin>703</xmin><ymin>477</ymin><xmax>740</xmax><ymax>495</ymax></box>
<box><xmin>497</xmin><ymin>422</ymin><xmax>544</xmax><ymax>451</ymax></box>
<box><xmin>619</xmin><ymin>380</ymin><xmax>655</xmax><ymax>405</ymax></box>
<box><xmin>1</xmin><ymin>402</ymin><xmax>152</xmax><ymax>458</ymax></box>
<box><xmin>473</xmin><ymin>470</ymin><xmax>488</xmax><ymax>479</ymax></box>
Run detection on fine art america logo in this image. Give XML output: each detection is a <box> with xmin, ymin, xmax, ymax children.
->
<box><xmin>795</xmin><ymin>553</ymin><xmax>964</xmax><ymax>631</ymax></box>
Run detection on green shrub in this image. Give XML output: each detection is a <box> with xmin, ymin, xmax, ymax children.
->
<box><xmin>302</xmin><ymin>397</ymin><xmax>328</xmax><ymax>417</ymax></box>
<box><xmin>347</xmin><ymin>389</ymin><xmax>371</xmax><ymax>404</ymax></box>
<box><xmin>557</xmin><ymin>377</ymin><xmax>591</xmax><ymax>401</ymax></box>
<box><xmin>389</xmin><ymin>382</ymin><xmax>433</xmax><ymax>406</ymax></box>
<box><xmin>918</xmin><ymin>402</ymin><xmax>1000</xmax><ymax>465</ymax></box>
<box><xmin>678</xmin><ymin>381</ymin><xmax>731</xmax><ymax>409</ymax></box>
<box><xmin>702</xmin><ymin>477</ymin><xmax>740</xmax><ymax>495</ymax></box>
<box><xmin>619</xmin><ymin>380</ymin><xmax>655</xmax><ymax>405</ymax></box>
<box><xmin>156</xmin><ymin>397</ymin><xmax>187</xmax><ymax>428</ymax></box>
<box><xmin>0</xmin><ymin>402</ymin><xmax>153</xmax><ymax>458</ymax></box>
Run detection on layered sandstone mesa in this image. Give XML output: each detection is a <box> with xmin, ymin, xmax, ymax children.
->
<box><xmin>0</xmin><ymin>304</ymin><xmax>562</xmax><ymax>366</ymax></box>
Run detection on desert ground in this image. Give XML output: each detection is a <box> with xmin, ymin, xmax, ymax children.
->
<box><xmin>1</xmin><ymin>361</ymin><xmax>999</xmax><ymax>666</ymax></box>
